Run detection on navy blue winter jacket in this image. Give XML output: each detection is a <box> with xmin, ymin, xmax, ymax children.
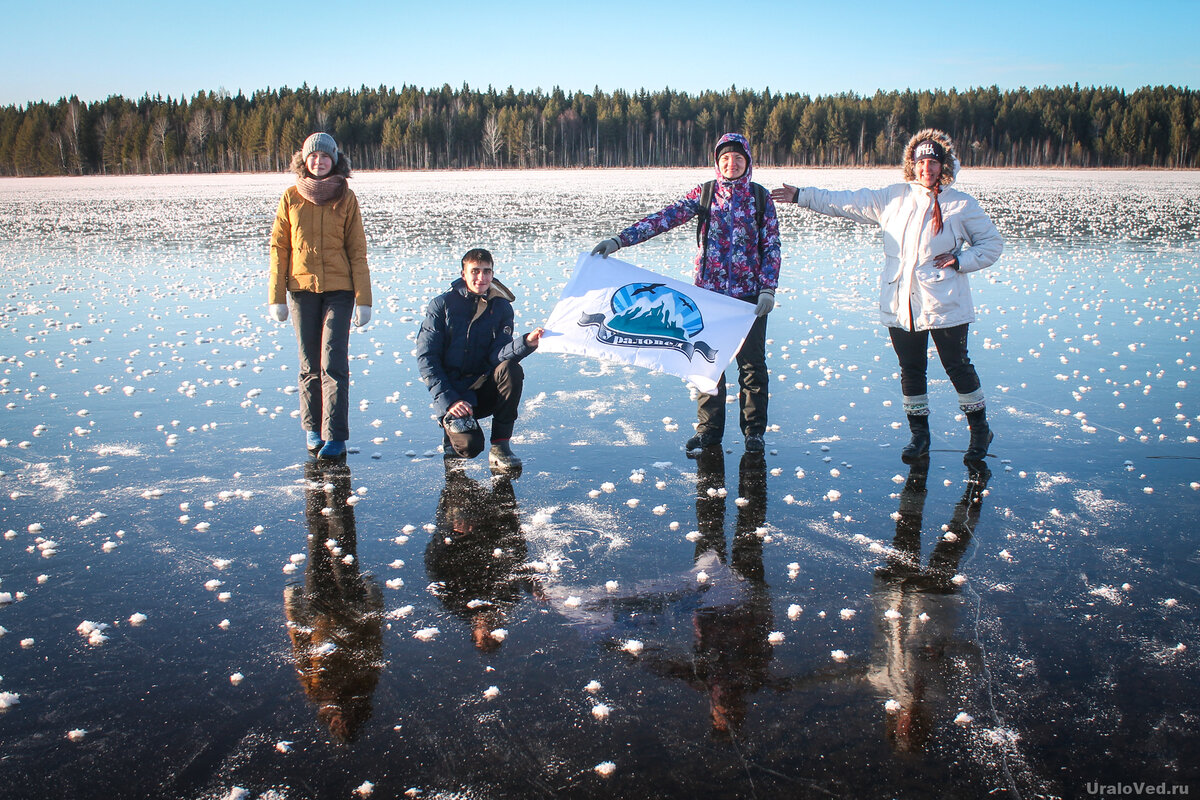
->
<box><xmin>416</xmin><ymin>277</ymin><xmax>536</xmax><ymax>416</ymax></box>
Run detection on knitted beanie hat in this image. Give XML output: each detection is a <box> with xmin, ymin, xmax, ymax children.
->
<box><xmin>301</xmin><ymin>132</ymin><xmax>338</xmax><ymax>162</ymax></box>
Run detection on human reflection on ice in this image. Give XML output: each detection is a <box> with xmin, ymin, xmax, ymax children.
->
<box><xmin>425</xmin><ymin>464</ymin><xmax>539</xmax><ymax>652</ymax></box>
<box><xmin>642</xmin><ymin>449</ymin><xmax>774</xmax><ymax>737</ymax></box>
<box><xmin>869</xmin><ymin>463</ymin><xmax>991</xmax><ymax>752</ymax></box>
<box><xmin>544</xmin><ymin>450</ymin><xmax>869</xmax><ymax>735</ymax></box>
<box><xmin>284</xmin><ymin>461</ymin><xmax>384</xmax><ymax>743</ymax></box>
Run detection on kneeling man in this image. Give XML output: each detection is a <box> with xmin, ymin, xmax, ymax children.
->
<box><xmin>416</xmin><ymin>248</ymin><xmax>542</xmax><ymax>470</ymax></box>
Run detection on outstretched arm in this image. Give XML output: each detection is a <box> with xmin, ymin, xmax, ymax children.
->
<box><xmin>774</xmin><ymin>184</ymin><xmax>895</xmax><ymax>227</ymax></box>
<box><xmin>769</xmin><ymin>184</ymin><xmax>799</xmax><ymax>204</ymax></box>
<box><xmin>614</xmin><ymin>184</ymin><xmax>706</xmax><ymax>248</ymax></box>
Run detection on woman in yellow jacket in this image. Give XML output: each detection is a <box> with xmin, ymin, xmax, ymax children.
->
<box><xmin>269</xmin><ymin>132</ymin><xmax>372</xmax><ymax>459</ymax></box>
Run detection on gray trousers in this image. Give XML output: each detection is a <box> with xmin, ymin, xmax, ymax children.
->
<box><xmin>290</xmin><ymin>290</ymin><xmax>353</xmax><ymax>442</ymax></box>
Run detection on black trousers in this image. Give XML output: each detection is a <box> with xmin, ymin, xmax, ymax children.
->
<box><xmin>471</xmin><ymin>360</ymin><xmax>524</xmax><ymax>441</ymax></box>
<box><xmin>888</xmin><ymin>324</ymin><xmax>981</xmax><ymax>399</ymax></box>
<box><xmin>697</xmin><ymin>308</ymin><xmax>768</xmax><ymax>438</ymax></box>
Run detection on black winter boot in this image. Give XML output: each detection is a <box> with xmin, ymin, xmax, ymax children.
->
<box><xmin>964</xmin><ymin>409</ymin><xmax>993</xmax><ymax>463</ymax></box>
<box><xmin>901</xmin><ymin>414</ymin><xmax>931</xmax><ymax>464</ymax></box>
<box><xmin>489</xmin><ymin>440</ymin><xmax>522</xmax><ymax>472</ymax></box>
<box><xmin>686</xmin><ymin>430</ymin><xmax>722</xmax><ymax>454</ymax></box>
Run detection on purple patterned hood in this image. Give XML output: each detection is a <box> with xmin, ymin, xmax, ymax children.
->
<box><xmin>713</xmin><ymin>132</ymin><xmax>754</xmax><ymax>186</ymax></box>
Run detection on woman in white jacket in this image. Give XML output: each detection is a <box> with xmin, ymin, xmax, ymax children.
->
<box><xmin>771</xmin><ymin>129</ymin><xmax>1003</xmax><ymax>464</ymax></box>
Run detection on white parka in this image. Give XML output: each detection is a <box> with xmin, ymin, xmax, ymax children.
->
<box><xmin>796</xmin><ymin>182</ymin><xmax>1003</xmax><ymax>331</ymax></box>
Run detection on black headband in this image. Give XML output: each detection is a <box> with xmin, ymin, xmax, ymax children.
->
<box><xmin>913</xmin><ymin>140</ymin><xmax>945</xmax><ymax>162</ymax></box>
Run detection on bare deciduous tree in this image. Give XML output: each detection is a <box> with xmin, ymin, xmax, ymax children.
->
<box><xmin>187</xmin><ymin>109</ymin><xmax>211</xmax><ymax>168</ymax></box>
<box><xmin>482</xmin><ymin>112</ymin><xmax>503</xmax><ymax>167</ymax></box>
<box><xmin>152</xmin><ymin>117</ymin><xmax>170</xmax><ymax>173</ymax></box>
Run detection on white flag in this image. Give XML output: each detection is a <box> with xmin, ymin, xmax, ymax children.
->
<box><xmin>539</xmin><ymin>253</ymin><xmax>757</xmax><ymax>395</ymax></box>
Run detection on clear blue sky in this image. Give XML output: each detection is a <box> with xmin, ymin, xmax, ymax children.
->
<box><xmin>4</xmin><ymin>0</ymin><xmax>1197</xmax><ymax>106</ymax></box>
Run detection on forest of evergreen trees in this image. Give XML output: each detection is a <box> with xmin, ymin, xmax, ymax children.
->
<box><xmin>1</xmin><ymin>82</ymin><xmax>1197</xmax><ymax>176</ymax></box>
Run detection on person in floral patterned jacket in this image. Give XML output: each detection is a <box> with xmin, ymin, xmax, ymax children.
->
<box><xmin>592</xmin><ymin>132</ymin><xmax>781</xmax><ymax>454</ymax></box>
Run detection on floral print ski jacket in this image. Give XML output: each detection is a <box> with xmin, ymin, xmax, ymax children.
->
<box><xmin>615</xmin><ymin>133</ymin><xmax>781</xmax><ymax>300</ymax></box>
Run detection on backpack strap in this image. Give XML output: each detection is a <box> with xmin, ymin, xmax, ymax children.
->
<box><xmin>695</xmin><ymin>180</ymin><xmax>715</xmax><ymax>246</ymax></box>
<box><xmin>751</xmin><ymin>182</ymin><xmax>767</xmax><ymax>232</ymax></box>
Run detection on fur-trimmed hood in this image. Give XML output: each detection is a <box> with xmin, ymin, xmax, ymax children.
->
<box><xmin>290</xmin><ymin>150</ymin><xmax>353</xmax><ymax>180</ymax></box>
<box><xmin>902</xmin><ymin>128</ymin><xmax>958</xmax><ymax>186</ymax></box>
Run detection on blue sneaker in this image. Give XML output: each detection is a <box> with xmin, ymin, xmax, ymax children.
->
<box><xmin>305</xmin><ymin>431</ymin><xmax>324</xmax><ymax>452</ymax></box>
<box><xmin>317</xmin><ymin>440</ymin><xmax>346</xmax><ymax>460</ymax></box>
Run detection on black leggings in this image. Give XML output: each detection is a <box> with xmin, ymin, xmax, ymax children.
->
<box><xmin>888</xmin><ymin>324</ymin><xmax>981</xmax><ymax>399</ymax></box>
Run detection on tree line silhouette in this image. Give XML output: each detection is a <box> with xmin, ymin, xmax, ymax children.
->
<box><xmin>1</xmin><ymin>82</ymin><xmax>1196</xmax><ymax>176</ymax></box>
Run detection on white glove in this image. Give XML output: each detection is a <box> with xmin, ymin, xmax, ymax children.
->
<box><xmin>268</xmin><ymin>303</ymin><xmax>288</xmax><ymax>322</ymax></box>
<box><xmin>591</xmin><ymin>238</ymin><xmax>620</xmax><ymax>257</ymax></box>
<box><xmin>353</xmin><ymin>305</ymin><xmax>371</xmax><ymax>327</ymax></box>
<box><xmin>754</xmin><ymin>291</ymin><xmax>775</xmax><ymax>317</ymax></box>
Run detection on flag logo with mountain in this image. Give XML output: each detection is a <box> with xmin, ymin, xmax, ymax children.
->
<box><xmin>578</xmin><ymin>282</ymin><xmax>717</xmax><ymax>362</ymax></box>
<box><xmin>539</xmin><ymin>254</ymin><xmax>757</xmax><ymax>395</ymax></box>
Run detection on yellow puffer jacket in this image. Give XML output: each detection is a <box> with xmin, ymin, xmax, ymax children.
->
<box><xmin>269</xmin><ymin>185</ymin><xmax>372</xmax><ymax>306</ymax></box>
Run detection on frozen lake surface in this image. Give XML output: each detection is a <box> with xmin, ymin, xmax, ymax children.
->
<box><xmin>1</xmin><ymin>167</ymin><xmax>1198</xmax><ymax>799</ymax></box>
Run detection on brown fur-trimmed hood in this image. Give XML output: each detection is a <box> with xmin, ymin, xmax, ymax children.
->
<box><xmin>290</xmin><ymin>150</ymin><xmax>353</xmax><ymax>180</ymax></box>
<box><xmin>902</xmin><ymin>128</ymin><xmax>958</xmax><ymax>186</ymax></box>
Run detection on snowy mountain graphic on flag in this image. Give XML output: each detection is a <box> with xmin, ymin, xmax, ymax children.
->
<box><xmin>606</xmin><ymin>283</ymin><xmax>704</xmax><ymax>341</ymax></box>
<box><xmin>571</xmin><ymin>280</ymin><xmax>717</xmax><ymax>363</ymax></box>
<box><xmin>539</xmin><ymin>254</ymin><xmax>758</xmax><ymax>393</ymax></box>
